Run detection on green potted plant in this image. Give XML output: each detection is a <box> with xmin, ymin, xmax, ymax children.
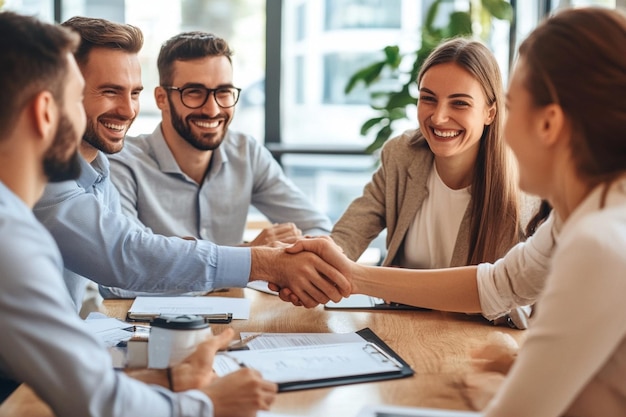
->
<box><xmin>345</xmin><ymin>0</ymin><xmax>513</xmax><ymax>154</ymax></box>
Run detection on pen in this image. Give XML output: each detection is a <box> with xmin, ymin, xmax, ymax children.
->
<box><xmin>226</xmin><ymin>333</ymin><xmax>263</xmax><ymax>351</ymax></box>
<box><xmin>220</xmin><ymin>352</ymin><xmax>248</xmax><ymax>368</ymax></box>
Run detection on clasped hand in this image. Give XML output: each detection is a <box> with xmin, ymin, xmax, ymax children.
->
<box><xmin>264</xmin><ymin>236</ymin><xmax>354</xmax><ymax>307</ymax></box>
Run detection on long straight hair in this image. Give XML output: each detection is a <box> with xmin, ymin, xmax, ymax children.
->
<box><xmin>417</xmin><ymin>38</ymin><xmax>521</xmax><ymax>264</ymax></box>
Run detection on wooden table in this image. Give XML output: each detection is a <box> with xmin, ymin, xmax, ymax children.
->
<box><xmin>0</xmin><ymin>288</ymin><xmax>526</xmax><ymax>416</ymax></box>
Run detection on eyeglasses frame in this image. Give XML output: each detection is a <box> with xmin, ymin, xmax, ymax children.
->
<box><xmin>162</xmin><ymin>85</ymin><xmax>242</xmax><ymax>109</ymax></box>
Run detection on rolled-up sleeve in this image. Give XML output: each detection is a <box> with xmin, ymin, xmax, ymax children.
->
<box><xmin>477</xmin><ymin>213</ymin><xmax>558</xmax><ymax>320</ymax></box>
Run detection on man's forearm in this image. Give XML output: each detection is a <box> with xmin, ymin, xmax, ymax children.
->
<box><xmin>124</xmin><ymin>368</ymin><xmax>170</xmax><ymax>389</ymax></box>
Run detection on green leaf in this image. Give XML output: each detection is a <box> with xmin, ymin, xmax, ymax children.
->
<box><xmin>345</xmin><ymin>61</ymin><xmax>386</xmax><ymax>94</ymax></box>
<box><xmin>386</xmin><ymin>90</ymin><xmax>417</xmax><ymax>109</ymax></box>
<box><xmin>383</xmin><ymin>45</ymin><xmax>402</xmax><ymax>68</ymax></box>
<box><xmin>424</xmin><ymin>0</ymin><xmax>443</xmax><ymax>32</ymax></box>
<box><xmin>481</xmin><ymin>0</ymin><xmax>513</xmax><ymax>21</ymax></box>
<box><xmin>360</xmin><ymin>117</ymin><xmax>386</xmax><ymax>136</ymax></box>
<box><xmin>446</xmin><ymin>11</ymin><xmax>472</xmax><ymax>37</ymax></box>
<box><xmin>388</xmin><ymin>107</ymin><xmax>409</xmax><ymax>121</ymax></box>
<box><xmin>365</xmin><ymin>125</ymin><xmax>393</xmax><ymax>154</ymax></box>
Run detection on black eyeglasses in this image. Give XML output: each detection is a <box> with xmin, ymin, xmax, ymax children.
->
<box><xmin>163</xmin><ymin>85</ymin><xmax>241</xmax><ymax>109</ymax></box>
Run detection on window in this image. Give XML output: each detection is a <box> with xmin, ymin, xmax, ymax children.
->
<box><xmin>3</xmin><ymin>0</ymin><xmax>54</xmax><ymax>19</ymax></box>
<box><xmin>281</xmin><ymin>0</ymin><xmax>420</xmax><ymax>146</ymax></box>
<box><xmin>5</xmin><ymin>0</ymin><xmax>620</xmax><ymax>226</ymax></box>
<box><xmin>323</xmin><ymin>52</ymin><xmax>380</xmax><ymax>105</ymax></box>
<box><xmin>324</xmin><ymin>0</ymin><xmax>402</xmax><ymax>30</ymax></box>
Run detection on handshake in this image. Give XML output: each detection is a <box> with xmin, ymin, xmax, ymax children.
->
<box><xmin>249</xmin><ymin>236</ymin><xmax>357</xmax><ymax>308</ymax></box>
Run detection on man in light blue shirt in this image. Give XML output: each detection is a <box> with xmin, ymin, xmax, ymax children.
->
<box><xmin>0</xmin><ymin>11</ymin><xmax>277</xmax><ymax>415</ymax></box>
<box><xmin>33</xmin><ymin>17</ymin><xmax>350</xmax><ymax>310</ymax></box>
<box><xmin>108</xmin><ymin>32</ymin><xmax>331</xmax><ymax>246</ymax></box>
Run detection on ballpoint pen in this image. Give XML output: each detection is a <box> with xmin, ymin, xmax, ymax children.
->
<box><xmin>226</xmin><ymin>333</ymin><xmax>263</xmax><ymax>351</ymax></box>
<box><xmin>220</xmin><ymin>352</ymin><xmax>248</xmax><ymax>368</ymax></box>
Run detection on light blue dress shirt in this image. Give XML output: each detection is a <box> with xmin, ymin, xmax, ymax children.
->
<box><xmin>108</xmin><ymin>125</ymin><xmax>332</xmax><ymax>244</ymax></box>
<box><xmin>0</xmin><ymin>181</ymin><xmax>214</xmax><ymax>416</ymax></box>
<box><xmin>33</xmin><ymin>152</ymin><xmax>250</xmax><ymax>309</ymax></box>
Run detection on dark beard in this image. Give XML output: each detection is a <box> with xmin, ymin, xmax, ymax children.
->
<box><xmin>168</xmin><ymin>97</ymin><xmax>227</xmax><ymax>151</ymax></box>
<box><xmin>82</xmin><ymin>118</ymin><xmax>124</xmax><ymax>155</ymax></box>
<box><xmin>43</xmin><ymin>111</ymin><xmax>82</xmax><ymax>182</ymax></box>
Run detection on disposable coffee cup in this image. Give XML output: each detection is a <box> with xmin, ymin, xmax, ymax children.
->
<box><xmin>148</xmin><ymin>314</ymin><xmax>212</xmax><ymax>369</ymax></box>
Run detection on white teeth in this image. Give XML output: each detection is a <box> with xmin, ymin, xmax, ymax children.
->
<box><xmin>103</xmin><ymin>122</ymin><xmax>125</xmax><ymax>131</ymax></box>
<box><xmin>195</xmin><ymin>120</ymin><xmax>219</xmax><ymax>128</ymax></box>
<box><xmin>433</xmin><ymin>128</ymin><xmax>460</xmax><ymax>138</ymax></box>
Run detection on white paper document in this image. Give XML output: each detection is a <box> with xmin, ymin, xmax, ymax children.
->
<box><xmin>127</xmin><ymin>296</ymin><xmax>251</xmax><ymax>320</ymax></box>
<box><xmin>83</xmin><ymin>314</ymin><xmax>133</xmax><ymax>347</ymax></box>
<box><xmin>239</xmin><ymin>331</ymin><xmax>364</xmax><ymax>350</ymax></box>
<box><xmin>214</xmin><ymin>342</ymin><xmax>403</xmax><ymax>384</ymax></box>
<box><xmin>246</xmin><ymin>280</ymin><xmax>279</xmax><ymax>295</ymax></box>
<box><xmin>325</xmin><ymin>294</ymin><xmax>424</xmax><ymax>311</ymax></box>
<box><xmin>326</xmin><ymin>294</ymin><xmax>386</xmax><ymax>308</ymax></box>
<box><xmin>356</xmin><ymin>405</ymin><xmax>482</xmax><ymax>417</ymax></box>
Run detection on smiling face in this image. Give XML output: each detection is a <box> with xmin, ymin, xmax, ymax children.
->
<box><xmin>80</xmin><ymin>47</ymin><xmax>143</xmax><ymax>155</ymax></box>
<box><xmin>417</xmin><ymin>62</ymin><xmax>496</xmax><ymax>166</ymax></box>
<box><xmin>157</xmin><ymin>55</ymin><xmax>235</xmax><ymax>151</ymax></box>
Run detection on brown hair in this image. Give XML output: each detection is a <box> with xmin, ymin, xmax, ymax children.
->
<box><xmin>61</xmin><ymin>16</ymin><xmax>143</xmax><ymax>67</ymax></box>
<box><xmin>417</xmin><ymin>38</ymin><xmax>521</xmax><ymax>264</ymax></box>
<box><xmin>0</xmin><ymin>12</ymin><xmax>80</xmax><ymax>138</ymax></box>
<box><xmin>157</xmin><ymin>31</ymin><xmax>233</xmax><ymax>86</ymax></box>
<box><xmin>518</xmin><ymin>7</ymin><xmax>626</xmax><ymax>188</ymax></box>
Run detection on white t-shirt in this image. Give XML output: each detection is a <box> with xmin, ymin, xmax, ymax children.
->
<box><xmin>402</xmin><ymin>164</ymin><xmax>471</xmax><ymax>268</ymax></box>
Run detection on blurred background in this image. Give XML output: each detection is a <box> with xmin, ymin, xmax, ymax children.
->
<box><xmin>4</xmin><ymin>0</ymin><xmax>621</xmax><ymax>254</ymax></box>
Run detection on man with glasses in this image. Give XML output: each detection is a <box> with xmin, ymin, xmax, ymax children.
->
<box><xmin>34</xmin><ymin>17</ymin><xmax>349</xmax><ymax>310</ymax></box>
<box><xmin>104</xmin><ymin>32</ymin><xmax>332</xmax><ymax>297</ymax></box>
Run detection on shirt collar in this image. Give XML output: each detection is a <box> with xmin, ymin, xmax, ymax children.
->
<box><xmin>561</xmin><ymin>176</ymin><xmax>626</xmax><ymax>237</ymax></box>
<box><xmin>151</xmin><ymin>123</ymin><xmax>229</xmax><ymax>177</ymax></box>
<box><xmin>77</xmin><ymin>151</ymin><xmax>110</xmax><ymax>190</ymax></box>
<box><xmin>0</xmin><ymin>181</ymin><xmax>30</xmax><ymax>212</ymax></box>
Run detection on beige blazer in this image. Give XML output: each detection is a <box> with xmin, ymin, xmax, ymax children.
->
<box><xmin>332</xmin><ymin>129</ymin><xmax>474</xmax><ymax>267</ymax></box>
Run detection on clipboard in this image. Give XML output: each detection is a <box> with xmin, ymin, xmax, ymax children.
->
<box><xmin>214</xmin><ymin>327</ymin><xmax>414</xmax><ymax>392</ymax></box>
